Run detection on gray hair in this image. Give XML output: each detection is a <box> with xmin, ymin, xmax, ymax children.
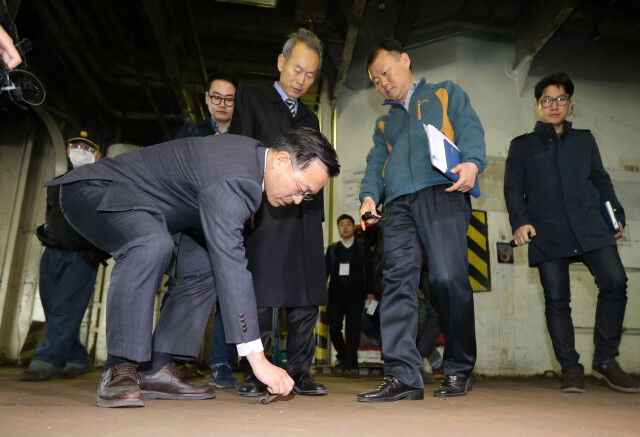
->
<box><xmin>282</xmin><ymin>28</ymin><xmax>323</xmax><ymax>71</ymax></box>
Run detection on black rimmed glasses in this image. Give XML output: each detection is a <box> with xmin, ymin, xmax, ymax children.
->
<box><xmin>538</xmin><ymin>95</ymin><xmax>570</xmax><ymax>108</ymax></box>
<box><xmin>208</xmin><ymin>93</ymin><xmax>235</xmax><ymax>107</ymax></box>
<box><xmin>290</xmin><ymin>161</ymin><xmax>314</xmax><ymax>202</ymax></box>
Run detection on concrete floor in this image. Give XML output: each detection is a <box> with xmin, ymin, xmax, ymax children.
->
<box><xmin>1</xmin><ymin>366</ymin><xmax>639</xmax><ymax>437</ymax></box>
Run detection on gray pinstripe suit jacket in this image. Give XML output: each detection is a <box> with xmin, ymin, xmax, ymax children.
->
<box><xmin>46</xmin><ymin>135</ymin><xmax>267</xmax><ymax>347</ymax></box>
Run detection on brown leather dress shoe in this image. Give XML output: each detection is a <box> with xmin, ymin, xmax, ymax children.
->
<box><xmin>178</xmin><ymin>362</ymin><xmax>204</xmax><ymax>379</ymax></box>
<box><xmin>96</xmin><ymin>363</ymin><xmax>144</xmax><ymax>408</ymax></box>
<box><xmin>137</xmin><ymin>363</ymin><xmax>216</xmax><ymax>400</ymax></box>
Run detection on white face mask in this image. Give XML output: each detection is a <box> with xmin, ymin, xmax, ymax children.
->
<box><xmin>69</xmin><ymin>149</ymin><xmax>96</xmax><ymax>167</ymax></box>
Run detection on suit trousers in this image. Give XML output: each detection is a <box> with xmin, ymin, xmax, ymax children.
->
<box><xmin>328</xmin><ymin>299</ymin><xmax>363</xmax><ymax>369</ymax></box>
<box><xmin>59</xmin><ymin>181</ymin><xmax>217</xmax><ymax>362</ymax></box>
<box><xmin>255</xmin><ymin>305</ymin><xmax>318</xmax><ymax>377</ymax></box>
<box><xmin>537</xmin><ymin>245</ymin><xmax>628</xmax><ymax>374</ymax></box>
<box><xmin>417</xmin><ymin>296</ymin><xmax>442</xmax><ymax>359</ymax></box>
<box><xmin>381</xmin><ymin>185</ymin><xmax>476</xmax><ymax>389</ymax></box>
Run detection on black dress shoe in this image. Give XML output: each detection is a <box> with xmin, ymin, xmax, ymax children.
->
<box><xmin>237</xmin><ymin>373</ymin><xmax>267</xmax><ymax>397</ymax></box>
<box><xmin>292</xmin><ymin>371</ymin><xmax>327</xmax><ymax>395</ymax></box>
<box><xmin>357</xmin><ymin>375</ymin><xmax>424</xmax><ymax>402</ymax></box>
<box><xmin>433</xmin><ymin>374</ymin><xmax>473</xmax><ymax>397</ymax></box>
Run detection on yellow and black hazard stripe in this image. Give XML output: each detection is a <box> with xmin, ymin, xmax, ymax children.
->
<box><xmin>467</xmin><ymin>210</ymin><xmax>491</xmax><ymax>292</ymax></box>
<box><xmin>19</xmin><ymin>321</ymin><xmax>46</xmax><ymax>364</ymax></box>
<box><xmin>314</xmin><ymin>306</ymin><xmax>329</xmax><ymax>364</ymax></box>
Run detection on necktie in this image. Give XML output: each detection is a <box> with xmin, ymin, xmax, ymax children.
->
<box><xmin>285</xmin><ymin>98</ymin><xmax>296</xmax><ymax>116</ymax></box>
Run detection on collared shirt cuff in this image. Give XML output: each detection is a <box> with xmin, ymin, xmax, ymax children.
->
<box><xmin>236</xmin><ymin>339</ymin><xmax>264</xmax><ymax>357</ymax></box>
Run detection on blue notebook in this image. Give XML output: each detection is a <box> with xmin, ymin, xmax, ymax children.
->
<box><xmin>423</xmin><ymin>124</ymin><xmax>488</xmax><ymax>199</ymax></box>
<box><xmin>600</xmin><ymin>201</ymin><xmax>620</xmax><ymax>233</ymax></box>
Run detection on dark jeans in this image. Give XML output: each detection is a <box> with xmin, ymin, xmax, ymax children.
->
<box><xmin>537</xmin><ymin>245</ymin><xmax>628</xmax><ymax>374</ymax></box>
<box><xmin>328</xmin><ymin>299</ymin><xmax>363</xmax><ymax>369</ymax></box>
<box><xmin>380</xmin><ymin>186</ymin><xmax>476</xmax><ymax>389</ymax></box>
<box><xmin>32</xmin><ymin>248</ymin><xmax>98</xmax><ymax>371</ymax></box>
<box><xmin>209</xmin><ymin>302</ymin><xmax>237</xmax><ymax>366</ymax></box>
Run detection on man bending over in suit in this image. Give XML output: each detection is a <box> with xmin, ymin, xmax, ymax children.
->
<box><xmin>46</xmin><ymin>127</ymin><xmax>340</xmax><ymax>408</ymax></box>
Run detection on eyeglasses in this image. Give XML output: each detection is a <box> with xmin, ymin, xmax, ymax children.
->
<box><xmin>68</xmin><ymin>142</ymin><xmax>97</xmax><ymax>154</ymax></box>
<box><xmin>538</xmin><ymin>95</ymin><xmax>570</xmax><ymax>108</ymax></box>
<box><xmin>208</xmin><ymin>93</ymin><xmax>235</xmax><ymax>107</ymax></box>
<box><xmin>290</xmin><ymin>161</ymin><xmax>314</xmax><ymax>202</ymax></box>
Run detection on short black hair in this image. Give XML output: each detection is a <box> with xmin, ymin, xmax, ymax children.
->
<box><xmin>337</xmin><ymin>214</ymin><xmax>354</xmax><ymax>226</ymax></box>
<box><xmin>271</xmin><ymin>127</ymin><xmax>340</xmax><ymax>177</ymax></box>
<box><xmin>366</xmin><ymin>37</ymin><xmax>406</xmax><ymax>70</ymax></box>
<box><xmin>206</xmin><ymin>71</ymin><xmax>239</xmax><ymax>91</ymax></box>
<box><xmin>534</xmin><ymin>72</ymin><xmax>574</xmax><ymax>100</ymax></box>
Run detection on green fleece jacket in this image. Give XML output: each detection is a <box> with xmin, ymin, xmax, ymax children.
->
<box><xmin>360</xmin><ymin>79</ymin><xmax>487</xmax><ymax>205</ymax></box>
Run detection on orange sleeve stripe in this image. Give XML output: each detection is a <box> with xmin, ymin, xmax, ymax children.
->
<box><xmin>378</xmin><ymin>120</ymin><xmax>392</xmax><ymax>179</ymax></box>
<box><xmin>435</xmin><ymin>88</ymin><xmax>455</xmax><ymax>142</ymax></box>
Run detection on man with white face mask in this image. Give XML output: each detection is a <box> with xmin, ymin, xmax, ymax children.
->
<box><xmin>67</xmin><ymin>128</ymin><xmax>102</xmax><ymax>167</ymax></box>
<box><xmin>20</xmin><ymin>128</ymin><xmax>108</xmax><ymax>382</ymax></box>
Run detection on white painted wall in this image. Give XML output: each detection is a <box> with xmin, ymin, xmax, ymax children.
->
<box><xmin>332</xmin><ymin>32</ymin><xmax>640</xmax><ymax>375</ymax></box>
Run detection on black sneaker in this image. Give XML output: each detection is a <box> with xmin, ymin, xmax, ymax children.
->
<box><xmin>592</xmin><ymin>361</ymin><xmax>640</xmax><ymax>393</ymax></box>
<box><xmin>59</xmin><ymin>363</ymin><xmax>93</xmax><ymax>379</ymax></box>
<box><xmin>561</xmin><ymin>369</ymin><xmax>585</xmax><ymax>393</ymax></box>
<box><xmin>209</xmin><ymin>363</ymin><xmax>238</xmax><ymax>388</ymax></box>
<box><xmin>19</xmin><ymin>367</ymin><xmax>54</xmax><ymax>381</ymax></box>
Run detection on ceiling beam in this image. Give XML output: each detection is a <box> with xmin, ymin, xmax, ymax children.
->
<box><xmin>513</xmin><ymin>0</ymin><xmax>581</xmax><ymax>71</ymax></box>
<box><xmin>394</xmin><ymin>0</ymin><xmax>426</xmax><ymax>45</ymax></box>
<box><xmin>141</xmin><ymin>0</ymin><xmax>200</xmax><ymax>126</ymax></box>
<box><xmin>332</xmin><ymin>0</ymin><xmax>367</xmax><ymax>100</ymax></box>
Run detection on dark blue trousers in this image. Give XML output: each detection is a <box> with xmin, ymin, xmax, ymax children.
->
<box><xmin>209</xmin><ymin>303</ymin><xmax>237</xmax><ymax>366</ymax></box>
<box><xmin>537</xmin><ymin>245</ymin><xmax>628</xmax><ymax>373</ymax></box>
<box><xmin>328</xmin><ymin>299</ymin><xmax>363</xmax><ymax>369</ymax></box>
<box><xmin>255</xmin><ymin>305</ymin><xmax>318</xmax><ymax>377</ymax></box>
<box><xmin>381</xmin><ymin>185</ymin><xmax>476</xmax><ymax>389</ymax></box>
<box><xmin>31</xmin><ymin>248</ymin><xmax>98</xmax><ymax>371</ymax></box>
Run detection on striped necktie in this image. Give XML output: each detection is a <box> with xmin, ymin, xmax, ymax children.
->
<box><xmin>285</xmin><ymin>98</ymin><xmax>296</xmax><ymax>116</ymax></box>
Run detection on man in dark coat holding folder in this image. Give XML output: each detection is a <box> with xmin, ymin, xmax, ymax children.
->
<box><xmin>504</xmin><ymin>72</ymin><xmax>637</xmax><ymax>394</ymax></box>
<box><xmin>46</xmin><ymin>128</ymin><xmax>340</xmax><ymax>407</ymax></box>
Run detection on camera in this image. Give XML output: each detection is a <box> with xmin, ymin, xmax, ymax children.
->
<box><xmin>1</xmin><ymin>38</ymin><xmax>46</xmax><ymax>109</ymax></box>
